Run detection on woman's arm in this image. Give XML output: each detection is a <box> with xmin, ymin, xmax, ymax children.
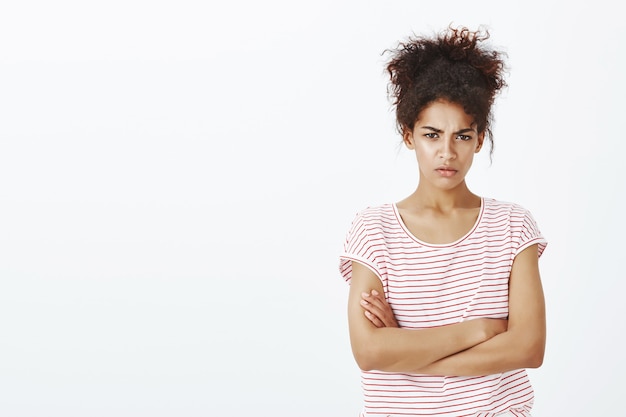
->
<box><xmin>348</xmin><ymin>261</ymin><xmax>507</xmax><ymax>372</ymax></box>
<box><xmin>362</xmin><ymin>244</ymin><xmax>546</xmax><ymax>376</ymax></box>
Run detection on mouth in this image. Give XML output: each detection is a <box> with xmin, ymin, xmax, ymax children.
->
<box><xmin>435</xmin><ymin>167</ymin><xmax>458</xmax><ymax>177</ymax></box>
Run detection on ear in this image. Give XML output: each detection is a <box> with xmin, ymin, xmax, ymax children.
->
<box><xmin>403</xmin><ymin>128</ymin><xmax>415</xmax><ymax>150</ymax></box>
<box><xmin>475</xmin><ymin>132</ymin><xmax>485</xmax><ymax>153</ymax></box>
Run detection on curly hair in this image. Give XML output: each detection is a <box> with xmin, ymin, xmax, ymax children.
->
<box><xmin>385</xmin><ymin>26</ymin><xmax>507</xmax><ymax>155</ymax></box>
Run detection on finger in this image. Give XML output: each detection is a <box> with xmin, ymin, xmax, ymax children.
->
<box><xmin>363</xmin><ymin>303</ymin><xmax>394</xmax><ymax>327</ymax></box>
<box><xmin>361</xmin><ymin>299</ymin><xmax>388</xmax><ymax>324</ymax></box>
<box><xmin>368</xmin><ymin>302</ymin><xmax>397</xmax><ymax>327</ymax></box>
<box><xmin>360</xmin><ymin>298</ymin><xmax>378</xmax><ymax>314</ymax></box>
<box><xmin>370</xmin><ymin>290</ymin><xmax>388</xmax><ymax>308</ymax></box>
<box><xmin>364</xmin><ymin>291</ymin><xmax>389</xmax><ymax>312</ymax></box>
<box><xmin>362</xmin><ymin>291</ymin><xmax>398</xmax><ymax>327</ymax></box>
<box><xmin>364</xmin><ymin>310</ymin><xmax>384</xmax><ymax>328</ymax></box>
<box><xmin>360</xmin><ymin>298</ymin><xmax>374</xmax><ymax>313</ymax></box>
<box><xmin>376</xmin><ymin>316</ymin><xmax>396</xmax><ymax>327</ymax></box>
<box><xmin>361</xmin><ymin>292</ymin><xmax>389</xmax><ymax>313</ymax></box>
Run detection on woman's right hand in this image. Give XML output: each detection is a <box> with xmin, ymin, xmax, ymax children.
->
<box><xmin>360</xmin><ymin>290</ymin><xmax>399</xmax><ymax>328</ymax></box>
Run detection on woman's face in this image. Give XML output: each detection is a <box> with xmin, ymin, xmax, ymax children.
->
<box><xmin>403</xmin><ymin>99</ymin><xmax>484</xmax><ymax>191</ymax></box>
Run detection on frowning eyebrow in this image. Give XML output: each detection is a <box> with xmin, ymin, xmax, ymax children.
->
<box><xmin>420</xmin><ymin>126</ymin><xmax>476</xmax><ymax>134</ymax></box>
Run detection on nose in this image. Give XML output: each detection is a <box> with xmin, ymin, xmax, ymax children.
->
<box><xmin>439</xmin><ymin>137</ymin><xmax>456</xmax><ymax>160</ymax></box>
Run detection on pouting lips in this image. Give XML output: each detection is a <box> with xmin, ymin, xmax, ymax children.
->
<box><xmin>435</xmin><ymin>167</ymin><xmax>458</xmax><ymax>177</ymax></box>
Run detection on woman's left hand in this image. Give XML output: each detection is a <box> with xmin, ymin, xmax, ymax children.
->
<box><xmin>360</xmin><ymin>290</ymin><xmax>399</xmax><ymax>328</ymax></box>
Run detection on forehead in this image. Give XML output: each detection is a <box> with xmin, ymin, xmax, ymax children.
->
<box><xmin>416</xmin><ymin>100</ymin><xmax>475</xmax><ymax>127</ymax></box>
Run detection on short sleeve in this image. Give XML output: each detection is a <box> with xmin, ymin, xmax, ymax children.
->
<box><xmin>338</xmin><ymin>210</ymin><xmax>386</xmax><ymax>285</ymax></box>
<box><xmin>512</xmin><ymin>207</ymin><xmax>548</xmax><ymax>258</ymax></box>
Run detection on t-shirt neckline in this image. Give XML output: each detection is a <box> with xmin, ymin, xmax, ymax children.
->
<box><xmin>391</xmin><ymin>197</ymin><xmax>485</xmax><ymax>247</ymax></box>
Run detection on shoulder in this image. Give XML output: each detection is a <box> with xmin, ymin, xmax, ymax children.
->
<box><xmin>341</xmin><ymin>204</ymin><xmax>397</xmax><ymax>271</ymax></box>
<box><xmin>482</xmin><ymin>197</ymin><xmax>537</xmax><ymax>220</ymax></box>
<box><xmin>483</xmin><ymin>197</ymin><xmax>529</xmax><ymax>213</ymax></box>
<box><xmin>483</xmin><ymin>197</ymin><xmax>547</xmax><ymax>255</ymax></box>
<box><xmin>354</xmin><ymin>204</ymin><xmax>395</xmax><ymax>222</ymax></box>
<box><xmin>345</xmin><ymin>204</ymin><xmax>397</xmax><ymax>239</ymax></box>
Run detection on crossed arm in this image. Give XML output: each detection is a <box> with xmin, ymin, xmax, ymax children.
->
<box><xmin>348</xmin><ymin>244</ymin><xmax>546</xmax><ymax>376</ymax></box>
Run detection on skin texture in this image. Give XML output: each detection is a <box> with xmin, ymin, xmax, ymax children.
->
<box><xmin>348</xmin><ymin>99</ymin><xmax>546</xmax><ymax>375</ymax></box>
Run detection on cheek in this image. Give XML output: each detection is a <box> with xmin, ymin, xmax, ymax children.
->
<box><xmin>413</xmin><ymin>142</ymin><xmax>434</xmax><ymax>155</ymax></box>
<box><xmin>457</xmin><ymin>148</ymin><xmax>476</xmax><ymax>166</ymax></box>
<box><xmin>414</xmin><ymin>148</ymin><xmax>432</xmax><ymax>163</ymax></box>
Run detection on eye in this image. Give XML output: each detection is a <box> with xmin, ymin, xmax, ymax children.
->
<box><xmin>456</xmin><ymin>134</ymin><xmax>472</xmax><ymax>141</ymax></box>
<box><xmin>425</xmin><ymin>133</ymin><xmax>439</xmax><ymax>139</ymax></box>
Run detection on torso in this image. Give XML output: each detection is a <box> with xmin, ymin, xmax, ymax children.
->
<box><xmin>340</xmin><ymin>198</ymin><xmax>542</xmax><ymax>416</ymax></box>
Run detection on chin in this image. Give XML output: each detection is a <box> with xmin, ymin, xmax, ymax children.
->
<box><xmin>434</xmin><ymin>179</ymin><xmax>466</xmax><ymax>191</ymax></box>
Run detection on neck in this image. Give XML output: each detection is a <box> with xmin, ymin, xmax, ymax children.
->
<box><xmin>408</xmin><ymin>180</ymin><xmax>479</xmax><ymax>211</ymax></box>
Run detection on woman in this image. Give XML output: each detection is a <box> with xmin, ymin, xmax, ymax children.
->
<box><xmin>339</xmin><ymin>26</ymin><xmax>547</xmax><ymax>417</ymax></box>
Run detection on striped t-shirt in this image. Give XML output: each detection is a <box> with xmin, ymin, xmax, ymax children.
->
<box><xmin>339</xmin><ymin>197</ymin><xmax>547</xmax><ymax>417</ymax></box>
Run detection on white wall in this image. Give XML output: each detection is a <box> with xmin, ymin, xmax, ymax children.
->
<box><xmin>0</xmin><ymin>1</ymin><xmax>624</xmax><ymax>416</ymax></box>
